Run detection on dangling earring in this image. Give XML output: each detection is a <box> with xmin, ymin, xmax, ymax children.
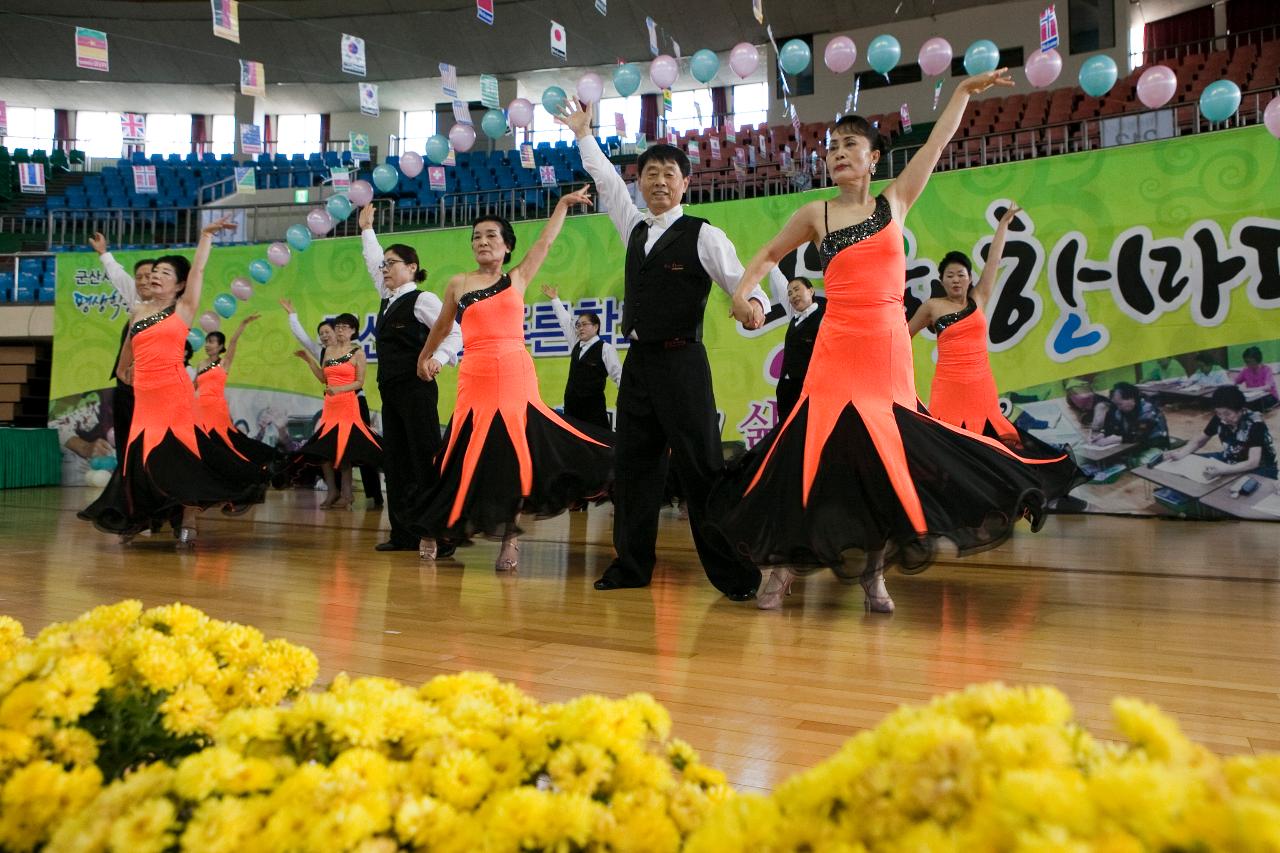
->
<box><xmin>870</xmin><ymin>161</ymin><xmax>877</xmax><ymax>176</ymax></box>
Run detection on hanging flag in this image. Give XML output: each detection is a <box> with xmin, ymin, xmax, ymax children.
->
<box><xmin>550</xmin><ymin>21</ymin><xmax>567</xmax><ymax>60</ymax></box>
<box><xmin>439</xmin><ymin>62</ymin><xmax>458</xmax><ymax>98</ymax></box>
<box><xmin>330</xmin><ymin>167</ymin><xmax>351</xmax><ymax>189</ymax></box>
<box><xmin>443</xmin><ymin>146</ymin><xmax>456</xmax><ymax>166</ymax></box>
<box><xmin>899</xmin><ymin>103</ymin><xmax>913</xmax><ymax>134</ymax></box>
<box><xmin>234</xmin><ymin>166</ymin><xmax>256</xmax><ymax>194</ymax></box>
<box><xmin>360</xmin><ymin>83</ymin><xmax>380</xmax><ymax>117</ymax></box>
<box><xmin>539</xmin><ymin>165</ymin><xmax>557</xmax><ymax>187</ymax></box>
<box><xmin>709</xmin><ymin>136</ymin><xmax>720</xmax><ymax>159</ymax></box>
<box><xmin>725</xmin><ymin>129</ymin><xmax>736</xmax><ymax>143</ymax></box>
<box><xmin>349</xmin><ymin>132</ymin><xmax>370</xmax><ymax>163</ymax></box>
<box><xmin>0</xmin><ymin>101</ymin><xmax>7</xmax><ymax>136</ymax></box>
<box><xmin>476</xmin><ymin>0</ymin><xmax>494</xmax><ymax>25</ymax></box>
<box><xmin>662</xmin><ymin>89</ymin><xmax>672</xmax><ymax>114</ymax></box>
<box><xmin>341</xmin><ymin>34</ymin><xmax>366</xmax><ymax>76</ymax></box>
<box><xmin>1040</xmin><ymin>5</ymin><xmax>1059</xmax><ymax>51</ymax></box>
<box><xmin>452</xmin><ymin>100</ymin><xmax>473</xmax><ymax>125</ymax></box>
<box><xmin>781</xmin><ymin>146</ymin><xmax>792</xmax><ymax>170</ymax></box>
<box><xmin>239</xmin><ymin>60</ymin><xmax>265</xmax><ymax>97</ymax></box>
<box><xmin>734</xmin><ymin>160</ymin><xmax>747</xmax><ymax>179</ymax></box>
<box><xmin>211</xmin><ymin>0</ymin><xmax>240</xmax><ymax>43</ymax></box>
<box><xmin>480</xmin><ymin>74</ymin><xmax>500</xmax><ymax>109</ymax></box>
<box><xmin>789</xmin><ymin>103</ymin><xmax>801</xmax><ymax>139</ymax></box>
<box><xmin>120</xmin><ymin>113</ymin><xmax>146</xmax><ymax>142</ymax></box>
<box><xmin>132</xmin><ymin>165</ymin><xmax>158</xmax><ymax>194</ymax></box>
<box><xmin>933</xmin><ymin>80</ymin><xmax>943</xmax><ymax>110</ymax></box>
<box><xmin>19</xmin><ymin>163</ymin><xmax>45</xmax><ymax>194</ymax></box>
<box><xmin>645</xmin><ymin>18</ymin><xmax>659</xmax><ymax>57</ymax></box>
<box><xmin>239</xmin><ymin>123</ymin><xmax>262</xmax><ymax>154</ymax></box>
<box><xmin>852</xmin><ymin>74</ymin><xmax>861</xmax><ymax>111</ymax></box>
<box><xmin>520</xmin><ymin>143</ymin><xmax>536</xmax><ymax>169</ymax></box>
<box><xmin>688</xmin><ymin>139</ymin><xmax>700</xmax><ymax>164</ymax></box>
<box><xmin>595</xmin><ymin>0</ymin><xmax>607</xmax><ymax>14</ymax></box>
<box><xmin>673</xmin><ymin>40</ymin><xmax>681</xmax><ymax>60</ymax></box>
<box><xmin>752</xmin><ymin>0</ymin><xmax>764</xmax><ymax>25</ymax></box>
<box><xmin>694</xmin><ymin>102</ymin><xmax>703</xmax><ymax>126</ymax></box>
<box><xmin>757</xmin><ymin>135</ymin><xmax>767</xmax><ymax>155</ymax></box>
<box><xmin>614</xmin><ymin>112</ymin><xmax>626</xmax><ymax>137</ymax></box>
<box><xmin>75</xmin><ymin>27</ymin><xmax>109</xmax><ymax>72</ymax></box>
<box><xmin>427</xmin><ymin>166</ymin><xmax>446</xmax><ymax>191</ymax></box>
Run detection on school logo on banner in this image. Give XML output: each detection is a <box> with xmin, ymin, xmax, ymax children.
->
<box><xmin>550</xmin><ymin>21</ymin><xmax>567</xmax><ymax>60</ymax></box>
<box><xmin>75</xmin><ymin>27</ymin><xmax>109</xmax><ymax>72</ymax></box>
<box><xmin>120</xmin><ymin>113</ymin><xmax>146</xmax><ymax>142</ymax></box>
<box><xmin>132</xmin><ymin>165</ymin><xmax>157</xmax><ymax>194</ymax></box>
<box><xmin>350</xmin><ymin>132</ymin><xmax>370</xmax><ymax>163</ymax></box>
<box><xmin>476</xmin><ymin>0</ymin><xmax>494</xmax><ymax>25</ymax></box>
<box><xmin>439</xmin><ymin>63</ymin><xmax>458</xmax><ymax>99</ymax></box>
<box><xmin>360</xmin><ymin>83</ymin><xmax>379</xmax><ymax>117</ymax></box>
<box><xmin>239</xmin><ymin>123</ymin><xmax>262</xmax><ymax>154</ymax></box>
<box><xmin>341</xmin><ymin>34</ymin><xmax>366</xmax><ymax>76</ymax></box>
<box><xmin>19</xmin><ymin>163</ymin><xmax>45</xmax><ymax>194</ymax></box>
<box><xmin>239</xmin><ymin>60</ymin><xmax>265</xmax><ymax>97</ymax></box>
<box><xmin>211</xmin><ymin>0</ymin><xmax>240</xmax><ymax>43</ymax></box>
<box><xmin>234</xmin><ymin>167</ymin><xmax>256</xmax><ymax>194</ymax></box>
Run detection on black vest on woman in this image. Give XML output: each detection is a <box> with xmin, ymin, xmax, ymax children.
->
<box><xmin>564</xmin><ymin>340</ymin><xmax>610</xmax><ymax>428</ymax></box>
<box><xmin>374</xmin><ymin>291</ymin><xmax>429</xmax><ymax>386</ymax></box>
<box><xmin>776</xmin><ymin>302</ymin><xmax>825</xmax><ymax>421</ymax></box>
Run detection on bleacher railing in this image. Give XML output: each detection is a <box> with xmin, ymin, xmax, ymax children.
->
<box><xmin>1136</xmin><ymin>23</ymin><xmax>1280</xmax><ymax>67</ymax></box>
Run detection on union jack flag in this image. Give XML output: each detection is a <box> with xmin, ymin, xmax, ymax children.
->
<box><xmin>1040</xmin><ymin>5</ymin><xmax>1059</xmax><ymax>52</ymax></box>
<box><xmin>120</xmin><ymin>112</ymin><xmax>146</xmax><ymax>141</ymax></box>
<box><xmin>133</xmin><ymin>165</ymin><xmax>157</xmax><ymax>194</ymax></box>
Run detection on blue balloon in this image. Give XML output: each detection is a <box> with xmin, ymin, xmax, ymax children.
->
<box><xmin>778</xmin><ymin>40</ymin><xmax>811</xmax><ymax>76</ymax></box>
<box><xmin>542</xmin><ymin>85</ymin><xmax>567</xmax><ymax>115</ymax></box>
<box><xmin>213</xmin><ymin>293</ymin><xmax>237</xmax><ymax>319</ymax></box>
<box><xmin>326</xmin><ymin>193</ymin><xmax>353</xmax><ymax>221</ymax></box>
<box><xmin>286</xmin><ymin>223</ymin><xmax>312</xmax><ymax>252</ymax></box>
<box><xmin>481</xmin><ymin>109</ymin><xmax>508</xmax><ymax>139</ymax></box>
<box><xmin>963</xmin><ymin>39</ymin><xmax>1000</xmax><ymax>75</ymax></box>
<box><xmin>690</xmin><ymin>49</ymin><xmax>720</xmax><ymax>84</ymax></box>
<box><xmin>372</xmin><ymin>163</ymin><xmax>399</xmax><ymax>193</ymax></box>
<box><xmin>1199</xmin><ymin>79</ymin><xmax>1241</xmax><ymax>123</ymax></box>
<box><xmin>90</xmin><ymin>454</ymin><xmax>117</xmax><ymax>471</ymax></box>
<box><xmin>187</xmin><ymin>328</ymin><xmax>205</xmax><ymax>350</ymax></box>
<box><xmin>867</xmin><ymin>34</ymin><xmax>901</xmax><ymax>75</ymax></box>
<box><xmin>613</xmin><ymin>63</ymin><xmax>641</xmax><ymax>97</ymax></box>
<box><xmin>248</xmin><ymin>259</ymin><xmax>273</xmax><ymax>284</ymax></box>
<box><xmin>425</xmin><ymin>134</ymin><xmax>450</xmax><ymax>165</ymax></box>
<box><xmin>1078</xmin><ymin>54</ymin><xmax>1118</xmax><ymax>97</ymax></box>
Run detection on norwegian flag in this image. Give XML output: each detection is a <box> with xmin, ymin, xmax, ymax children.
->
<box><xmin>120</xmin><ymin>112</ymin><xmax>146</xmax><ymax>142</ymax></box>
<box><xmin>132</xmin><ymin>165</ymin><xmax>158</xmax><ymax>194</ymax></box>
<box><xmin>1040</xmin><ymin>5</ymin><xmax>1059</xmax><ymax>51</ymax></box>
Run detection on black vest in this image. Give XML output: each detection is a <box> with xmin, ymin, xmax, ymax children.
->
<box><xmin>780</xmin><ymin>302</ymin><xmax>825</xmax><ymax>384</ymax></box>
<box><xmin>623</xmin><ymin>215</ymin><xmax>712</xmax><ymax>342</ymax></box>
<box><xmin>374</xmin><ymin>291</ymin><xmax>430</xmax><ymax>386</ymax></box>
<box><xmin>564</xmin><ymin>339</ymin><xmax>609</xmax><ymax>425</ymax></box>
<box><xmin>109</xmin><ymin>322</ymin><xmax>130</xmax><ymax>383</ymax></box>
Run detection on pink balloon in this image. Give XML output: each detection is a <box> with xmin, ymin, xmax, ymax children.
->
<box><xmin>448</xmin><ymin>123</ymin><xmax>477</xmax><ymax>153</ymax></box>
<box><xmin>306</xmin><ymin>207</ymin><xmax>334</xmax><ymax>236</ymax></box>
<box><xmin>399</xmin><ymin>151</ymin><xmax>424</xmax><ymax>179</ymax></box>
<box><xmin>729</xmin><ymin>42</ymin><xmax>759</xmax><ymax>79</ymax></box>
<box><xmin>199</xmin><ymin>312</ymin><xmax>220</xmax><ymax>333</ymax></box>
<box><xmin>267</xmin><ymin>242</ymin><xmax>291</xmax><ymax>267</ymax></box>
<box><xmin>348</xmin><ymin>179</ymin><xmax>374</xmax><ymax>207</ymax></box>
<box><xmin>1135</xmin><ymin>65</ymin><xmax>1176</xmax><ymax>109</ymax></box>
<box><xmin>230</xmin><ymin>277</ymin><xmax>253</xmax><ymax>301</ymax></box>
<box><xmin>650</xmin><ymin>55</ymin><xmax>678</xmax><ymax>89</ymax></box>
<box><xmin>1266</xmin><ymin>96</ymin><xmax>1280</xmax><ymax>140</ymax></box>
<box><xmin>507</xmin><ymin>97</ymin><xmax>534</xmax><ymax>129</ymax></box>
<box><xmin>576</xmin><ymin>72</ymin><xmax>604</xmax><ymax>104</ymax></box>
<box><xmin>918</xmin><ymin>37</ymin><xmax>953</xmax><ymax>77</ymax></box>
<box><xmin>1025</xmin><ymin>48</ymin><xmax>1063</xmax><ymax>88</ymax></box>
<box><xmin>824</xmin><ymin>36</ymin><xmax>857</xmax><ymax>74</ymax></box>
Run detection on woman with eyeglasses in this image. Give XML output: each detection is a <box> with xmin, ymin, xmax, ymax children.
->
<box><xmin>538</xmin><ymin>284</ymin><xmax>622</xmax><ymax>430</ymax></box>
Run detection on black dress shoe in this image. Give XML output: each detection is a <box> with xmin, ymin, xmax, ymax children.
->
<box><xmin>593</xmin><ymin>576</ymin><xmax>647</xmax><ymax>591</ymax></box>
<box><xmin>436</xmin><ymin>542</ymin><xmax>457</xmax><ymax>559</ymax></box>
<box><xmin>374</xmin><ymin>540</ymin><xmax>418</xmax><ymax>552</ymax></box>
<box><xmin>724</xmin><ymin>589</ymin><xmax>757</xmax><ymax>602</ymax></box>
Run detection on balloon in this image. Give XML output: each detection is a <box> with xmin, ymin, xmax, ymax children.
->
<box><xmin>778</xmin><ymin>39</ymin><xmax>812</xmax><ymax>76</ymax></box>
<box><xmin>1199</xmin><ymin>79</ymin><xmax>1241</xmax><ymax>123</ymax></box>
<box><xmin>690</xmin><ymin>49</ymin><xmax>720</xmax><ymax>84</ymax></box>
<box><xmin>326</xmin><ymin>193</ymin><xmax>353</xmax><ymax>221</ymax></box>
<box><xmin>1134</xmin><ymin>65</ymin><xmax>1176</xmax><ymax>109</ymax></box>
<box><xmin>917</xmin><ymin>37</ymin><xmax>953</xmax><ymax>77</ymax></box>
<box><xmin>187</xmin><ymin>328</ymin><xmax>206</xmax><ymax>349</ymax></box>
<box><xmin>399</xmin><ymin>151</ymin><xmax>424</xmax><ymax>178</ymax></box>
<box><xmin>1265</xmin><ymin>97</ymin><xmax>1280</xmax><ymax>139</ymax></box>
<box><xmin>1078</xmin><ymin>54</ymin><xmax>1118</xmax><ymax>97</ymax></box>
<box><xmin>285</xmin><ymin>224</ymin><xmax>312</xmax><ymax>253</ymax></box>
<box><xmin>867</xmin><ymin>35</ymin><xmax>901</xmax><ymax>75</ymax></box>
<box><xmin>306</xmin><ymin>207</ymin><xmax>334</xmax><ymax>236</ymax></box>
<box><xmin>541</xmin><ymin>85</ymin><xmax>568</xmax><ymax>115</ymax></box>
<box><xmin>613</xmin><ymin>63</ymin><xmax>641</xmax><ymax>97</ymax></box>
<box><xmin>230</xmin><ymin>276</ymin><xmax>254</xmax><ymax>300</ymax></box>
<box><xmin>963</xmin><ymin>39</ymin><xmax>1000</xmax><ymax>75</ymax></box>
<box><xmin>267</xmin><ymin>241</ymin><xmax>291</xmax><ymax>267</ymax></box>
<box><xmin>576</xmin><ymin>72</ymin><xmax>604</xmax><ymax>103</ymax></box>
<box><xmin>213</xmin><ymin>293</ymin><xmax>237</xmax><ymax>318</ymax></box>
<box><xmin>823</xmin><ymin>36</ymin><xmax>857</xmax><ymax>74</ymax></box>
<box><xmin>199</xmin><ymin>311</ymin><xmax>220</xmax><ymax>333</ymax></box>
<box><xmin>507</xmin><ymin>97</ymin><xmax>534</xmax><ymax>128</ymax></box>
<box><xmin>425</xmin><ymin>134</ymin><xmax>450</xmax><ymax>164</ymax></box>
<box><xmin>729</xmin><ymin>42</ymin><xmax>759</xmax><ymax>79</ymax></box>
<box><xmin>650</xmin><ymin>55</ymin><xmax>678</xmax><ymax>89</ymax></box>
<box><xmin>348</xmin><ymin>179</ymin><xmax>373</xmax><ymax>206</ymax></box>
<box><xmin>481</xmin><ymin>109</ymin><xmax>508</xmax><ymax>139</ymax></box>
<box><xmin>447</xmin><ymin>124</ymin><xmax>476</xmax><ymax>154</ymax></box>
<box><xmin>90</xmin><ymin>453</ymin><xmax>117</xmax><ymax>471</ymax></box>
<box><xmin>1024</xmin><ymin>48</ymin><xmax>1062</xmax><ymax>88</ymax></box>
<box><xmin>248</xmin><ymin>260</ymin><xmax>272</xmax><ymax>285</ymax></box>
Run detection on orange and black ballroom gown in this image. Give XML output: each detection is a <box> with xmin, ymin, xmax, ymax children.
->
<box><xmin>194</xmin><ymin>360</ymin><xmax>280</xmax><ymax>468</ymax></box>
<box><xmin>705</xmin><ymin>195</ymin><xmax>1080</xmax><ymax>572</ymax></box>
<box><xmin>411</xmin><ymin>276</ymin><xmax>612</xmax><ymax>541</ymax></box>
<box><xmin>294</xmin><ymin>347</ymin><xmax>383</xmax><ymax>468</ymax></box>
<box><xmin>79</xmin><ymin>307</ymin><xmax>269</xmax><ymax>534</ymax></box>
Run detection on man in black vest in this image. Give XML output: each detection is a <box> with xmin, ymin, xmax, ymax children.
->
<box><xmin>358</xmin><ymin>205</ymin><xmax>462</xmax><ymax>553</ymax></box>
<box><xmin>562</xmin><ymin>102</ymin><xmax>774</xmax><ymax>600</ymax></box>
<box><xmin>775</xmin><ymin>277</ymin><xmax>826</xmax><ymax>422</ymax></box>
<box><xmin>541</xmin><ymin>284</ymin><xmax>622</xmax><ymax>429</ymax></box>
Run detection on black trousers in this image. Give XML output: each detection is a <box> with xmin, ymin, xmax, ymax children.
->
<box><xmin>378</xmin><ymin>376</ymin><xmax>442</xmax><ymax>546</ymax></box>
<box><xmin>337</xmin><ymin>394</ymin><xmax>384</xmax><ymax>501</ymax></box>
<box><xmin>775</xmin><ymin>376</ymin><xmax>803</xmax><ymax>424</ymax></box>
<box><xmin>601</xmin><ymin>342</ymin><xmax>761</xmax><ymax>596</ymax></box>
<box><xmin>564</xmin><ymin>391</ymin><xmax>610</xmax><ymax>430</ymax></box>
<box><xmin>112</xmin><ymin>381</ymin><xmax>134</xmax><ymax>468</ymax></box>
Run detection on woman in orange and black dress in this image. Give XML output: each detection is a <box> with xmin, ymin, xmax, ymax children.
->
<box><xmin>193</xmin><ymin>313</ymin><xmax>278</xmax><ymax>469</ymax></box>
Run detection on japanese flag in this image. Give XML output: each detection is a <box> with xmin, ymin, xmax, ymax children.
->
<box><xmin>550</xmin><ymin>21</ymin><xmax>566</xmax><ymax>59</ymax></box>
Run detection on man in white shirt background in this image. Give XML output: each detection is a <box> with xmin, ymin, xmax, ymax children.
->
<box><xmin>540</xmin><ymin>284</ymin><xmax>622</xmax><ymax>430</ymax></box>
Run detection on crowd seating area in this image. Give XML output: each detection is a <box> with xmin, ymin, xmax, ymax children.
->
<box><xmin>0</xmin><ymin>257</ymin><xmax>56</xmax><ymax>304</ymax></box>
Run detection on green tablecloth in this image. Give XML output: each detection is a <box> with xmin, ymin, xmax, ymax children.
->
<box><xmin>0</xmin><ymin>428</ymin><xmax>61</xmax><ymax>489</ymax></box>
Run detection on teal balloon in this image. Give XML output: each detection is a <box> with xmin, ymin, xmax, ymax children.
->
<box><xmin>424</xmin><ymin>134</ymin><xmax>450</xmax><ymax>165</ymax></box>
<box><xmin>481</xmin><ymin>109</ymin><xmax>508</xmax><ymax>139</ymax></box>
<box><xmin>542</xmin><ymin>85</ymin><xmax>567</xmax><ymax>115</ymax></box>
<box><xmin>778</xmin><ymin>39</ymin><xmax>811</xmax><ymax>76</ymax></box>
<box><xmin>690</xmin><ymin>49</ymin><xmax>720</xmax><ymax>84</ymax></box>
<box><xmin>613</xmin><ymin>63</ymin><xmax>641</xmax><ymax>97</ymax></box>
<box><xmin>1199</xmin><ymin>79</ymin><xmax>1241</xmax><ymax>123</ymax></box>
<box><xmin>213</xmin><ymin>293</ymin><xmax>237</xmax><ymax>319</ymax></box>
<box><xmin>1078</xmin><ymin>54</ymin><xmax>1118</xmax><ymax>96</ymax></box>
<box><xmin>248</xmin><ymin>259</ymin><xmax>272</xmax><ymax>284</ymax></box>
<box><xmin>867</xmin><ymin>34</ymin><xmax>901</xmax><ymax>75</ymax></box>
<box><xmin>372</xmin><ymin>164</ymin><xmax>399</xmax><ymax>193</ymax></box>
<box><xmin>285</xmin><ymin>223</ymin><xmax>312</xmax><ymax>252</ymax></box>
<box><xmin>186</xmin><ymin>328</ymin><xmax>205</xmax><ymax>350</ymax></box>
<box><xmin>89</xmin><ymin>454</ymin><xmax>117</xmax><ymax>471</ymax></box>
<box><xmin>326</xmin><ymin>193</ymin><xmax>353</xmax><ymax>221</ymax></box>
<box><xmin>964</xmin><ymin>39</ymin><xmax>1000</xmax><ymax>75</ymax></box>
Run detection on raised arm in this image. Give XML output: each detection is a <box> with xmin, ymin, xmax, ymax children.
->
<box><xmin>884</xmin><ymin>70</ymin><xmax>1014</xmax><ymax>219</ymax></box>
<box><xmin>90</xmin><ymin>232</ymin><xmax>138</xmax><ymax>304</ymax></box>
<box><xmin>729</xmin><ymin>202</ymin><xmax>822</xmax><ymax>325</ymax></box>
<box><xmin>280</xmin><ymin>299</ymin><xmax>322</xmax><ymax>359</ymax></box>
<box><xmin>542</xmin><ymin>286</ymin><xmax>578</xmax><ymax>347</ymax></box>
<box><xmin>178</xmin><ymin>217</ymin><xmax>236</xmax><ymax>320</ymax></box>
<box><xmin>358</xmin><ymin>205</ymin><xmax>389</xmax><ymax>297</ymax></box>
<box><xmin>221</xmin><ymin>313</ymin><xmax>260</xmax><ymax>373</ymax></box>
<box><xmin>558</xmin><ymin>101</ymin><xmax>645</xmax><ymax>242</ymax></box>
<box><xmin>974</xmin><ymin>204</ymin><xmax>1021</xmax><ymax>306</ymax></box>
<box><xmin>294</xmin><ymin>348</ymin><xmax>326</xmax><ymax>385</ymax></box>
<box><xmin>510</xmin><ymin>187</ymin><xmax>594</xmax><ymax>291</ymax></box>
<box><xmin>417</xmin><ymin>275</ymin><xmax>463</xmax><ymax>381</ymax></box>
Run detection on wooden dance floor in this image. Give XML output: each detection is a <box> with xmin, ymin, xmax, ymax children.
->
<box><xmin>4</xmin><ymin>486</ymin><xmax>1279</xmax><ymax>792</ymax></box>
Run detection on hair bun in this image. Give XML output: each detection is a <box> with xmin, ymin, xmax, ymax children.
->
<box><xmin>414</xmin><ymin>269</ymin><xmax>428</xmax><ymax>283</ymax></box>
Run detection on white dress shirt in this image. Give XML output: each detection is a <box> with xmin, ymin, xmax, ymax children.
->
<box><xmin>361</xmin><ymin>229</ymin><xmax>463</xmax><ymax>366</ymax></box>
<box><xmin>287</xmin><ymin>313</ymin><xmax>323</xmax><ymax>361</ymax></box>
<box><xmin>99</xmin><ymin>252</ymin><xmax>139</xmax><ymax>305</ymax></box>
<box><xmin>791</xmin><ymin>301</ymin><xmax>821</xmax><ymax>326</ymax></box>
<box><xmin>578</xmin><ymin>135</ymin><xmax>784</xmax><ymax>327</ymax></box>
<box><xmin>549</xmin><ymin>297</ymin><xmax>623</xmax><ymax>386</ymax></box>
